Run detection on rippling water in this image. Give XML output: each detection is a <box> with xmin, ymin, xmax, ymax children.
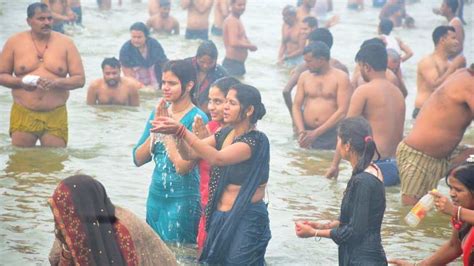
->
<box><xmin>0</xmin><ymin>0</ymin><xmax>473</xmax><ymax>264</ymax></box>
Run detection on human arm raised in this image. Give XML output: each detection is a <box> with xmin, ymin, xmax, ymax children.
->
<box><xmin>397</xmin><ymin>38</ymin><xmax>413</xmax><ymax>62</ymax></box>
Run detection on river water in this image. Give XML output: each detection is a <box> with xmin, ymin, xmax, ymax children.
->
<box><xmin>0</xmin><ymin>0</ymin><xmax>473</xmax><ymax>265</ymax></box>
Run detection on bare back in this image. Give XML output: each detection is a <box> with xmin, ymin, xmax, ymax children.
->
<box><xmin>348</xmin><ymin>79</ymin><xmax>406</xmax><ymax>158</ymax></box>
<box><xmin>406</xmin><ymin>68</ymin><xmax>473</xmax><ymax>158</ymax></box>
<box><xmin>1</xmin><ymin>31</ymin><xmax>84</xmax><ymax>111</ymax></box>
<box><xmin>415</xmin><ymin>54</ymin><xmax>449</xmax><ymax>109</ymax></box>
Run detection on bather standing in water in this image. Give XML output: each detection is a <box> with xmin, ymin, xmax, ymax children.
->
<box><xmin>222</xmin><ymin>0</ymin><xmax>257</xmax><ymax>77</ymax></box>
<box><xmin>181</xmin><ymin>0</ymin><xmax>214</xmax><ymax>40</ymax></box>
<box><xmin>296</xmin><ymin>117</ymin><xmax>387</xmax><ymax>266</ymax></box>
<box><xmin>119</xmin><ymin>22</ymin><xmax>168</xmax><ymax>91</ymax></box>
<box><xmin>211</xmin><ymin>0</ymin><xmax>230</xmax><ymax>36</ymax></box>
<box><xmin>151</xmin><ymin>83</ymin><xmax>271</xmax><ymax>265</ymax></box>
<box><xmin>278</xmin><ymin>5</ymin><xmax>305</xmax><ymax>67</ymax></box>
<box><xmin>133</xmin><ymin>60</ymin><xmax>208</xmax><ymax>243</ymax></box>
<box><xmin>292</xmin><ymin>42</ymin><xmax>351</xmax><ymax>150</ymax></box>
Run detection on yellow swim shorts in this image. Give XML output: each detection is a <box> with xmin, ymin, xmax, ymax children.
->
<box><xmin>396</xmin><ymin>141</ymin><xmax>449</xmax><ymax>199</ymax></box>
<box><xmin>9</xmin><ymin>102</ymin><xmax>68</xmax><ymax>143</ymax></box>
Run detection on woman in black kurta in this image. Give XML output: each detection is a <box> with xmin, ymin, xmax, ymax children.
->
<box><xmin>295</xmin><ymin>117</ymin><xmax>387</xmax><ymax>266</ymax></box>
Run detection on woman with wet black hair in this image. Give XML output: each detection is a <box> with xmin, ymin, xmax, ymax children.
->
<box><xmin>151</xmin><ymin>83</ymin><xmax>271</xmax><ymax>264</ymax></box>
<box><xmin>296</xmin><ymin>116</ymin><xmax>387</xmax><ymax>266</ymax></box>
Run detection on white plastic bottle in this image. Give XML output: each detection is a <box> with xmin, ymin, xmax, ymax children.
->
<box><xmin>404</xmin><ymin>189</ymin><xmax>438</xmax><ymax>227</ymax></box>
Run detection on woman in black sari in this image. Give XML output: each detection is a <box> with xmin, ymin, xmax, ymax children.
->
<box><xmin>151</xmin><ymin>83</ymin><xmax>271</xmax><ymax>265</ymax></box>
<box><xmin>295</xmin><ymin>117</ymin><xmax>387</xmax><ymax>266</ymax></box>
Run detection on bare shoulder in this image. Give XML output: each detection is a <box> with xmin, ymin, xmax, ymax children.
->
<box><xmin>123</xmin><ymin>76</ymin><xmax>142</xmax><ymax>89</ymax></box>
<box><xmin>2</xmin><ymin>31</ymin><xmax>27</xmax><ymax>49</ymax></box>
<box><xmin>88</xmin><ymin>78</ymin><xmax>103</xmax><ymax>88</ymax></box>
<box><xmin>418</xmin><ymin>54</ymin><xmax>434</xmax><ymax>68</ymax></box>
<box><xmin>298</xmin><ymin>70</ymin><xmax>311</xmax><ymax>80</ymax></box>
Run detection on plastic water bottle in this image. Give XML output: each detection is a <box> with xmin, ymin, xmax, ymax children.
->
<box><xmin>404</xmin><ymin>189</ymin><xmax>438</xmax><ymax>227</ymax></box>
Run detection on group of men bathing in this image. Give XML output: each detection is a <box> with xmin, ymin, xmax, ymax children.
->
<box><xmin>0</xmin><ymin>1</ymin><xmax>472</xmax><ymax>207</ymax></box>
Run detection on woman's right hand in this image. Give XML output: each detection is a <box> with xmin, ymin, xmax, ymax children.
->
<box><xmin>150</xmin><ymin>116</ymin><xmax>180</xmax><ymax>135</ymax></box>
<box><xmin>193</xmin><ymin>116</ymin><xmax>209</xmax><ymax>139</ymax></box>
<box><xmin>430</xmin><ymin>190</ymin><xmax>455</xmax><ymax>217</ymax></box>
<box><xmin>325</xmin><ymin>165</ymin><xmax>339</xmax><ymax>179</ymax></box>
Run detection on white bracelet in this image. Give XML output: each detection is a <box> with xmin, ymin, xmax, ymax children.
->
<box><xmin>314</xmin><ymin>229</ymin><xmax>321</xmax><ymax>242</ymax></box>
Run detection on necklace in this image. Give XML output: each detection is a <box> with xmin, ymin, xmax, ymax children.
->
<box><xmin>30</xmin><ymin>31</ymin><xmax>50</xmax><ymax>62</ymax></box>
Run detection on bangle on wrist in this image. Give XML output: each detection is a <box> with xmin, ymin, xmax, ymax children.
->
<box><xmin>314</xmin><ymin>229</ymin><xmax>321</xmax><ymax>242</ymax></box>
<box><xmin>457</xmin><ymin>206</ymin><xmax>462</xmax><ymax>221</ymax></box>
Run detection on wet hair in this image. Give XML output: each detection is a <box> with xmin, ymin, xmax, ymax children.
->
<box><xmin>338</xmin><ymin>116</ymin><xmax>380</xmax><ymax>176</ymax></box>
<box><xmin>282</xmin><ymin>5</ymin><xmax>297</xmax><ymax>16</ymax></box>
<box><xmin>27</xmin><ymin>2</ymin><xmax>49</xmax><ymax>18</ymax></box>
<box><xmin>163</xmin><ymin>60</ymin><xmax>196</xmax><ymax>97</ymax></box>
<box><xmin>432</xmin><ymin>25</ymin><xmax>455</xmax><ymax>46</ymax></box>
<box><xmin>160</xmin><ymin>0</ymin><xmax>171</xmax><ymax>7</ymax></box>
<box><xmin>303</xmin><ymin>16</ymin><xmax>318</xmax><ymax>29</ymax></box>
<box><xmin>303</xmin><ymin>41</ymin><xmax>330</xmax><ymax>61</ymax></box>
<box><xmin>101</xmin><ymin>57</ymin><xmax>121</xmax><ymax>69</ymax></box>
<box><xmin>379</xmin><ymin>19</ymin><xmax>394</xmax><ymax>35</ymax></box>
<box><xmin>445</xmin><ymin>161</ymin><xmax>474</xmax><ymax>192</ymax></box>
<box><xmin>210</xmin><ymin>77</ymin><xmax>240</xmax><ymax>96</ymax></box>
<box><xmin>355</xmin><ymin>43</ymin><xmax>387</xmax><ymax>71</ymax></box>
<box><xmin>129</xmin><ymin>22</ymin><xmax>150</xmax><ymax>37</ymax></box>
<box><xmin>444</xmin><ymin>0</ymin><xmax>458</xmax><ymax>14</ymax></box>
<box><xmin>360</xmin><ymin>37</ymin><xmax>386</xmax><ymax>48</ymax></box>
<box><xmin>230</xmin><ymin>83</ymin><xmax>266</xmax><ymax>124</ymax></box>
<box><xmin>196</xmin><ymin>40</ymin><xmax>218</xmax><ymax>60</ymax></box>
<box><xmin>308</xmin><ymin>28</ymin><xmax>333</xmax><ymax>49</ymax></box>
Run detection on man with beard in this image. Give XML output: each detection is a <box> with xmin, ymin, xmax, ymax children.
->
<box><xmin>0</xmin><ymin>2</ymin><xmax>85</xmax><ymax>147</ymax></box>
<box><xmin>222</xmin><ymin>0</ymin><xmax>257</xmax><ymax>76</ymax></box>
<box><xmin>292</xmin><ymin>41</ymin><xmax>351</xmax><ymax>150</ymax></box>
<box><xmin>413</xmin><ymin>25</ymin><xmax>465</xmax><ymax>119</ymax></box>
<box><xmin>326</xmin><ymin>43</ymin><xmax>405</xmax><ymax>186</ymax></box>
<box><xmin>147</xmin><ymin>0</ymin><xmax>180</xmax><ymax>35</ymax></box>
<box><xmin>87</xmin><ymin>57</ymin><xmax>140</xmax><ymax>106</ymax></box>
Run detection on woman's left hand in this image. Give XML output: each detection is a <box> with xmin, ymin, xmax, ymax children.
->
<box><xmin>295</xmin><ymin>221</ymin><xmax>316</xmax><ymax>238</ymax></box>
<box><xmin>150</xmin><ymin>116</ymin><xmax>180</xmax><ymax>134</ymax></box>
<box><xmin>430</xmin><ymin>190</ymin><xmax>455</xmax><ymax>217</ymax></box>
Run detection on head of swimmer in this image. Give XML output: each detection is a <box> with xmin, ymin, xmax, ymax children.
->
<box><xmin>223</xmin><ymin>83</ymin><xmax>266</xmax><ymax>126</ymax></box>
<box><xmin>208</xmin><ymin>77</ymin><xmax>240</xmax><ymax>123</ymax></box>
<box><xmin>159</xmin><ymin>2</ymin><xmax>171</xmax><ymax>18</ymax></box>
<box><xmin>161</xmin><ymin>60</ymin><xmax>196</xmax><ymax>103</ymax></box>
<box><xmin>27</xmin><ymin>2</ymin><xmax>53</xmax><ymax>36</ymax></box>
<box><xmin>282</xmin><ymin>5</ymin><xmax>297</xmax><ymax>26</ymax></box>
<box><xmin>432</xmin><ymin>25</ymin><xmax>459</xmax><ymax>56</ymax></box>
<box><xmin>129</xmin><ymin>22</ymin><xmax>149</xmax><ymax>49</ymax></box>
<box><xmin>301</xmin><ymin>16</ymin><xmax>318</xmax><ymax>40</ymax></box>
<box><xmin>440</xmin><ymin>0</ymin><xmax>458</xmax><ymax>17</ymax></box>
<box><xmin>101</xmin><ymin>57</ymin><xmax>121</xmax><ymax>87</ymax></box>
<box><xmin>444</xmin><ymin>162</ymin><xmax>474</xmax><ymax>210</ymax></box>
<box><xmin>355</xmin><ymin>40</ymin><xmax>387</xmax><ymax>82</ymax></box>
<box><xmin>196</xmin><ymin>41</ymin><xmax>218</xmax><ymax>74</ymax></box>
<box><xmin>230</xmin><ymin>0</ymin><xmax>246</xmax><ymax>17</ymax></box>
<box><xmin>303</xmin><ymin>42</ymin><xmax>330</xmax><ymax>75</ymax></box>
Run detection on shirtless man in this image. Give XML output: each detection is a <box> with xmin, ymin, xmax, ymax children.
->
<box><xmin>283</xmin><ymin>28</ymin><xmax>348</xmax><ymax>116</ymax></box>
<box><xmin>222</xmin><ymin>0</ymin><xmax>257</xmax><ymax>77</ymax></box>
<box><xmin>148</xmin><ymin>0</ymin><xmax>161</xmax><ymax>16</ymax></box>
<box><xmin>97</xmin><ymin>0</ymin><xmax>122</xmax><ymax>10</ymax></box>
<box><xmin>278</xmin><ymin>6</ymin><xmax>304</xmax><ymax>67</ymax></box>
<box><xmin>413</xmin><ymin>25</ymin><xmax>465</xmax><ymax>118</ymax></box>
<box><xmin>297</xmin><ymin>0</ymin><xmax>316</xmax><ymax>23</ymax></box>
<box><xmin>181</xmin><ymin>0</ymin><xmax>214</xmax><ymax>40</ymax></box>
<box><xmin>397</xmin><ymin>65</ymin><xmax>474</xmax><ymax>205</ymax></box>
<box><xmin>378</xmin><ymin>19</ymin><xmax>413</xmax><ymax>63</ymax></box>
<box><xmin>87</xmin><ymin>57</ymin><xmax>140</xmax><ymax>106</ymax></box>
<box><xmin>0</xmin><ymin>3</ymin><xmax>85</xmax><ymax>147</ymax></box>
<box><xmin>211</xmin><ymin>0</ymin><xmax>229</xmax><ymax>36</ymax></box>
<box><xmin>326</xmin><ymin>44</ymin><xmax>405</xmax><ymax>187</ymax></box>
<box><xmin>147</xmin><ymin>0</ymin><xmax>179</xmax><ymax>35</ymax></box>
<box><xmin>292</xmin><ymin>42</ymin><xmax>351</xmax><ymax>150</ymax></box>
<box><xmin>42</xmin><ymin>0</ymin><xmax>75</xmax><ymax>33</ymax></box>
<box><xmin>351</xmin><ymin>38</ymin><xmax>406</xmax><ymax>97</ymax></box>
<box><xmin>440</xmin><ymin>0</ymin><xmax>464</xmax><ymax>55</ymax></box>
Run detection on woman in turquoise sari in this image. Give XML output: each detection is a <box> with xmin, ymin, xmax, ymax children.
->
<box><xmin>133</xmin><ymin>60</ymin><xmax>208</xmax><ymax>244</ymax></box>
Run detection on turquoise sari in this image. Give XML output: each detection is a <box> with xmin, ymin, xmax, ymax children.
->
<box><xmin>133</xmin><ymin>106</ymin><xmax>208</xmax><ymax>243</ymax></box>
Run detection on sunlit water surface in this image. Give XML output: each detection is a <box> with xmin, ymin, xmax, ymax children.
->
<box><xmin>0</xmin><ymin>0</ymin><xmax>473</xmax><ymax>265</ymax></box>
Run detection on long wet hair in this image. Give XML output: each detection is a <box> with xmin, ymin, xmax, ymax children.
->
<box><xmin>229</xmin><ymin>83</ymin><xmax>266</xmax><ymax>125</ymax></box>
<box><xmin>162</xmin><ymin>59</ymin><xmax>196</xmax><ymax>98</ymax></box>
<box><xmin>338</xmin><ymin>117</ymin><xmax>380</xmax><ymax>176</ymax></box>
